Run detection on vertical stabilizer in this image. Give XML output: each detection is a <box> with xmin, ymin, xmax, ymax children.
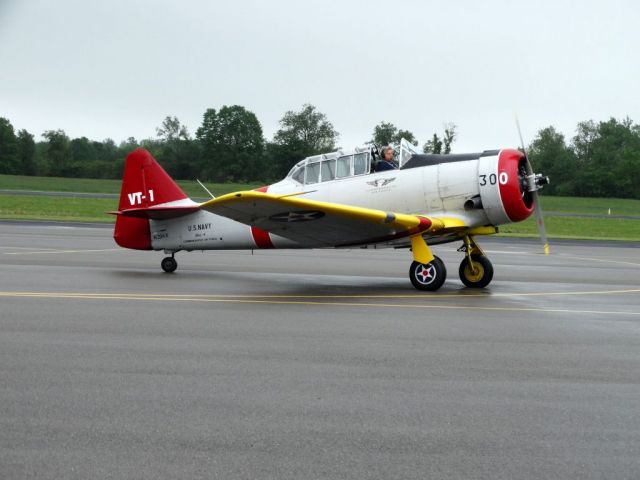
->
<box><xmin>114</xmin><ymin>149</ymin><xmax>188</xmax><ymax>250</ymax></box>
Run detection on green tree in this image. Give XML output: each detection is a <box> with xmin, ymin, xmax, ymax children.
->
<box><xmin>271</xmin><ymin>104</ymin><xmax>338</xmax><ymax>178</ymax></box>
<box><xmin>34</xmin><ymin>142</ymin><xmax>47</xmax><ymax>175</ymax></box>
<box><xmin>0</xmin><ymin>117</ymin><xmax>19</xmax><ymax>174</ymax></box>
<box><xmin>156</xmin><ymin>116</ymin><xmax>189</xmax><ymax>143</ymax></box>
<box><xmin>71</xmin><ymin>137</ymin><xmax>96</xmax><ymax>163</ymax></box>
<box><xmin>371</xmin><ymin>122</ymin><xmax>397</xmax><ymax>146</ymax></box>
<box><xmin>615</xmin><ymin>125</ymin><xmax>640</xmax><ymax>199</ymax></box>
<box><xmin>571</xmin><ymin>117</ymin><xmax>640</xmax><ymax>198</ymax></box>
<box><xmin>423</xmin><ymin>123</ymin><xmax>457</xmax><ymax>154</ymax></box>
<box><xmin>42</xmin><ymin>129</ymin><xmax>71</xmax><ymax>176</ymax></box>
<box><xmin>69</xmin><ymin>137</ymin><xmax>121</xmax><ymax>178</ymax></box>
<box><xmin>571</xmin><ymin>120</ymin><xmax>597</xmax><ymax>168</ymax></box>
<box><xmin>423</xmin><ymin>133</ymin><xmax>443</xmax><ymax>154</ymax></box>
<box><xmin>119</xmin><ymin>137</ymin><xmax>139</xmax><ymax>154</ymax></box>
<box><xmin>528</xmin><ymin>126</ymin><xmax>577</xmax><ymax>196</ymax></box>
<box><xmin>197</xmin><ymin>106</ymin><xmax>265</xmax><ymax>182</ymax></box>
<box><xmin>114</xmin><ymin>137</ymin><xmax>140</xmax><ymax>177</ymax></box>
<box><xmin>94</xmin><ymin>138</ymin><xmax>118</xmax><ymax>162</ymax></box>
<box><xmin>275</xmin><ymin>104</ymin><xmax>338</xmax><ymax>152</ymax></box>
<box><xmin>140</xmin><ymin>138</ymin><xmax>162</xmax><ymax>158</ymax></box>
<box><xmin>396</xmin><ymin>130</ymin><xmax>418</xmax><ymax>146</ymax></box>
<box><xmin>16</xmin><ymin>129</ymin><xmax>36</xmax><ymax>175</ymax></box>
<box><xmin>156</xmin><ymin>116</ymin><xmax>195</xmax><ymax>179</ymax></box>
<box><xmin>196</xmin><ymin>108</ymin><xmax>221</xmax><ymax>179</ymax></box>
<box><xmin>442</xmin><ymin>123</ymin><xmax>457</xmax><ymax>154</ymax></box>
<box><xmin>371</xmin><ymin>121</ymin><xmax>418</xmax><ymax>146</ymax></box>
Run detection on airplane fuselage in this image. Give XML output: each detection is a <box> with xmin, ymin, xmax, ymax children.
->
<box><xmin>149</xmin><ymin>149</ymin><xmax>528</xmax><ymax>252</ymax></box>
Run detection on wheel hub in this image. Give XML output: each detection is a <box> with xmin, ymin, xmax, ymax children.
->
<box><xmin>415</xmin><ymin>264</ymin><xmax>437</xmax><ymax>284</ymax></box>
<box><xmin>464</xmin><ymin>263</ymin><xmax>484</xmax><ymax>282</ymax></box>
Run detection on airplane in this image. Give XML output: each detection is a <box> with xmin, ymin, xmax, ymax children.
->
<box><xmin>112</xmin><ymin>139</ymin><xmax>549</xmax><ymax>291</ymax></box>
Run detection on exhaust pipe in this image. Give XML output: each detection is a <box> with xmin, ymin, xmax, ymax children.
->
<box><xmin>464</xmin><ymin>195</ymin><xmax>483</xmax><ymax>211</ymax></box>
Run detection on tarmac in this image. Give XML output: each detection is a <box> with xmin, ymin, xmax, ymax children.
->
<box><xmin>1</xmin><ymin>221</ymin><xmax>639</xmax><ymax>479</ymax></box>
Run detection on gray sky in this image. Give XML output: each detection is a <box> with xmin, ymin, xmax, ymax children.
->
<box><xmin>1</xmin><ymin>0</ymin><xmax>638</xmax><ymax>153</ymax></box>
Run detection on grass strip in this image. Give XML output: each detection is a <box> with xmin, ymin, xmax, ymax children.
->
<box><xmin>1</xmin><ymin>194</ymin><xmax>639</xmax><ymax>241</ymax></box>
<box><xmin>2</xmin><ymin>175</ymin><xmax>639</xmax><ymax>216</ymax></box>
<box><xmin>0</xmin><ymin>174</ymin><xmax>261</xmax><ymax>198</ymax></box>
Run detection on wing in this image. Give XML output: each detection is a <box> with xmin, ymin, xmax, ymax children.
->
<box><xmin>200</xmin><ymin>191</ymin><xmax>497</xmax><ymax>264</ymax></box>
<box><xmin>200</xmin><ymin>191</ymin><xmax>444</xmax><ymax>251</ymax></box>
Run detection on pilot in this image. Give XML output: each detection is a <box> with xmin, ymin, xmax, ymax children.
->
<box><xmin>375</xmin><ymin>146</ymin><xmax>397</xmax><ymax>171</ymax></box>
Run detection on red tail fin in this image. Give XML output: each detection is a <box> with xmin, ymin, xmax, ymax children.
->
<box><xmin>114</xmin><ymin>149</ymin><xmax>189</xmax><ymax>250</ymax></box>
<box><xmin>117</xmin><ymin>149</ymin><xmax>188</xmax><ymax>210</ymax></box>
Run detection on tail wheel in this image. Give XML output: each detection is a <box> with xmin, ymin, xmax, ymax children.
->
<box><xmin>161</xmin><ymin>256</ymin><xmax>178</xmax><ymax>273</ymax></box>
<box><xmin>459</xmin><ymin>254</ymin><xmax>493</xmax><ymax>288</ymax></box>
<box><xmin>409</xmin><ymin>256</ymin><xmax>447</xmax><ymax>291</ymax></box>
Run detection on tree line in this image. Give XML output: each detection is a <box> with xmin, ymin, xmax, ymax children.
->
<box><xmin>1</xmin><ymin>106</ymin><xmax>639</xmax><ymax>198</ymax></box>
<box><xmin>527</xmin><ymin>117</ymin><xmax>640</xmax><ymax>199</ymax></box>
<box><xmin>0</xmin><ymin>104</ymin><xmax>444</xmax><ymax>183</ymax></box>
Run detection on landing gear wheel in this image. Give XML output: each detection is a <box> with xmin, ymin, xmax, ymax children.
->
<box><xmin>459</xmin><ymin>254</ymin><xmax>493</xmax><ymax>288</ymax></box>
<box><xmin>409</xmin><ymin>256</ymin><xmax>447</xmax><ymax>291</ymax></box>
<box><xmin>161</xmin><ymin>256</ymin><xmax>177</xmax><ymax>273</ymax></box>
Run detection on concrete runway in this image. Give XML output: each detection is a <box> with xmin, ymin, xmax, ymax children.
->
<box><xmin>1</xmin><ymin>222</ymin><xmax>639</xmax><ymax>479</ymax></box>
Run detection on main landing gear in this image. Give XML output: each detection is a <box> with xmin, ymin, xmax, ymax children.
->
<box><xmin>161</xmin><ymin>252</ymin><xmax>178</xmax><ymax>273</ymax></box>
<box><xmin>457</xmin><ymin>235</ymin><xmax>493</xmax><ymax>288</ymax></box>
<box><xmin>459</xmin><ymin>254</ymin><xmax>493</xmax><ymax>288</ymax></box>
<box><xmin>408</xmin><ymin>235</ymin><xmax>494</xmax><ymax>291</ymax></box>
<box><xmin>409</xmin><ymin>257</ymin><xmax>447</xmax><ymax>291</ymax></box>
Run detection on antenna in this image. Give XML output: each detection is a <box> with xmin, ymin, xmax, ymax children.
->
<box><xmin>196</xmin><ymin>179</ymin><xmax>215</xmax><ymax>199</ymax></box>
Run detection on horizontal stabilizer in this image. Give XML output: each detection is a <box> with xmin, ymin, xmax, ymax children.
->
<box><xmin>110</xmin><ymin>205</ymin><xmax>200</xmax><ymax>220</ymax></box>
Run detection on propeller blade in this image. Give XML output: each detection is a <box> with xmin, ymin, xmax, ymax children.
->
<box><xmin>531</xmin><ymin>190</ymin><xmax>550</xmax><ymax>255</ymax></box>
<box><xmin>515</xmin><ymin>115</ymin><xmax>550</xmax><ymax>255</ymax></box>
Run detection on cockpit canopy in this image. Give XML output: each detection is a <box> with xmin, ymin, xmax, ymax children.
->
<box><xmin>285</xmin><ymin>139</ymin><xmax>420</xmax><ymax>185</ymax></box>
<box><xmin>286</xmin><ymin>147</ymin><xmax>372</xmax><ymax>185</ymax></box>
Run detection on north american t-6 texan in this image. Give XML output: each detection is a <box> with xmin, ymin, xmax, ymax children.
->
<box><xmin>112</xmin><ymin>139</ymin><xmax>549</xmax><ymax>291</ymax></box>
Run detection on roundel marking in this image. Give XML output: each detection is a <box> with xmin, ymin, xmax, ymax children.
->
<box><xmin>269</xmin><ymin>210</ymin><xmax>326</xmax><ymax>223</ymax></box>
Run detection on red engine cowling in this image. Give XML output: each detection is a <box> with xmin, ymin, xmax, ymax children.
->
<box><xmin>478</xmin><ymin>149</ymin><xmax>535</xmax><ymax>226</ymax></box>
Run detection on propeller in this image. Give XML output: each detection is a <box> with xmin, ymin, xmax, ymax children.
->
<box><xmin>515</xmin><ymin>115</ymin><xmax>550</xmax><ymax>255</ymax></box>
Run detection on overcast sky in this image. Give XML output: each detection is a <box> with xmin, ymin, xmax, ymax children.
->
<box><xmin>1</xmin><ymin>0</ymin><xmax>638</xmax><ymax>153</ymax></box>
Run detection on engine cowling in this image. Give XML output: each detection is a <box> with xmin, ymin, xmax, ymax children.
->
<box><xmin>478</xmin><ymin>149</ymin><xmax>535</xmax><ymax>225</ymax></box>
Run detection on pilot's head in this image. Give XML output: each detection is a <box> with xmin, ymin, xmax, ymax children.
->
<box><xmin>381</xmin><ymin>146</ymin><xmax>394</xmax><ymax>161</ymax></box>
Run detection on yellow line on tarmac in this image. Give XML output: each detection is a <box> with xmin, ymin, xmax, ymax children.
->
<box><xmin>0</xmin><ymin>246</ymin><xmax>60</xmax><ymax>251</ymax></box>
<box><xmin>0</xmin><ymin>288</ymin><xmax>639</xmax><ymax>299</ymax></box>
<box><xmin>2</xmin><ymin>248</ymin><xmax>119</xmax><ymax>255</ymax></box>
<box><xmin>1</xmin><ymin>291</ymin><xmax>638</xmax><ymax>316</ymax></box>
